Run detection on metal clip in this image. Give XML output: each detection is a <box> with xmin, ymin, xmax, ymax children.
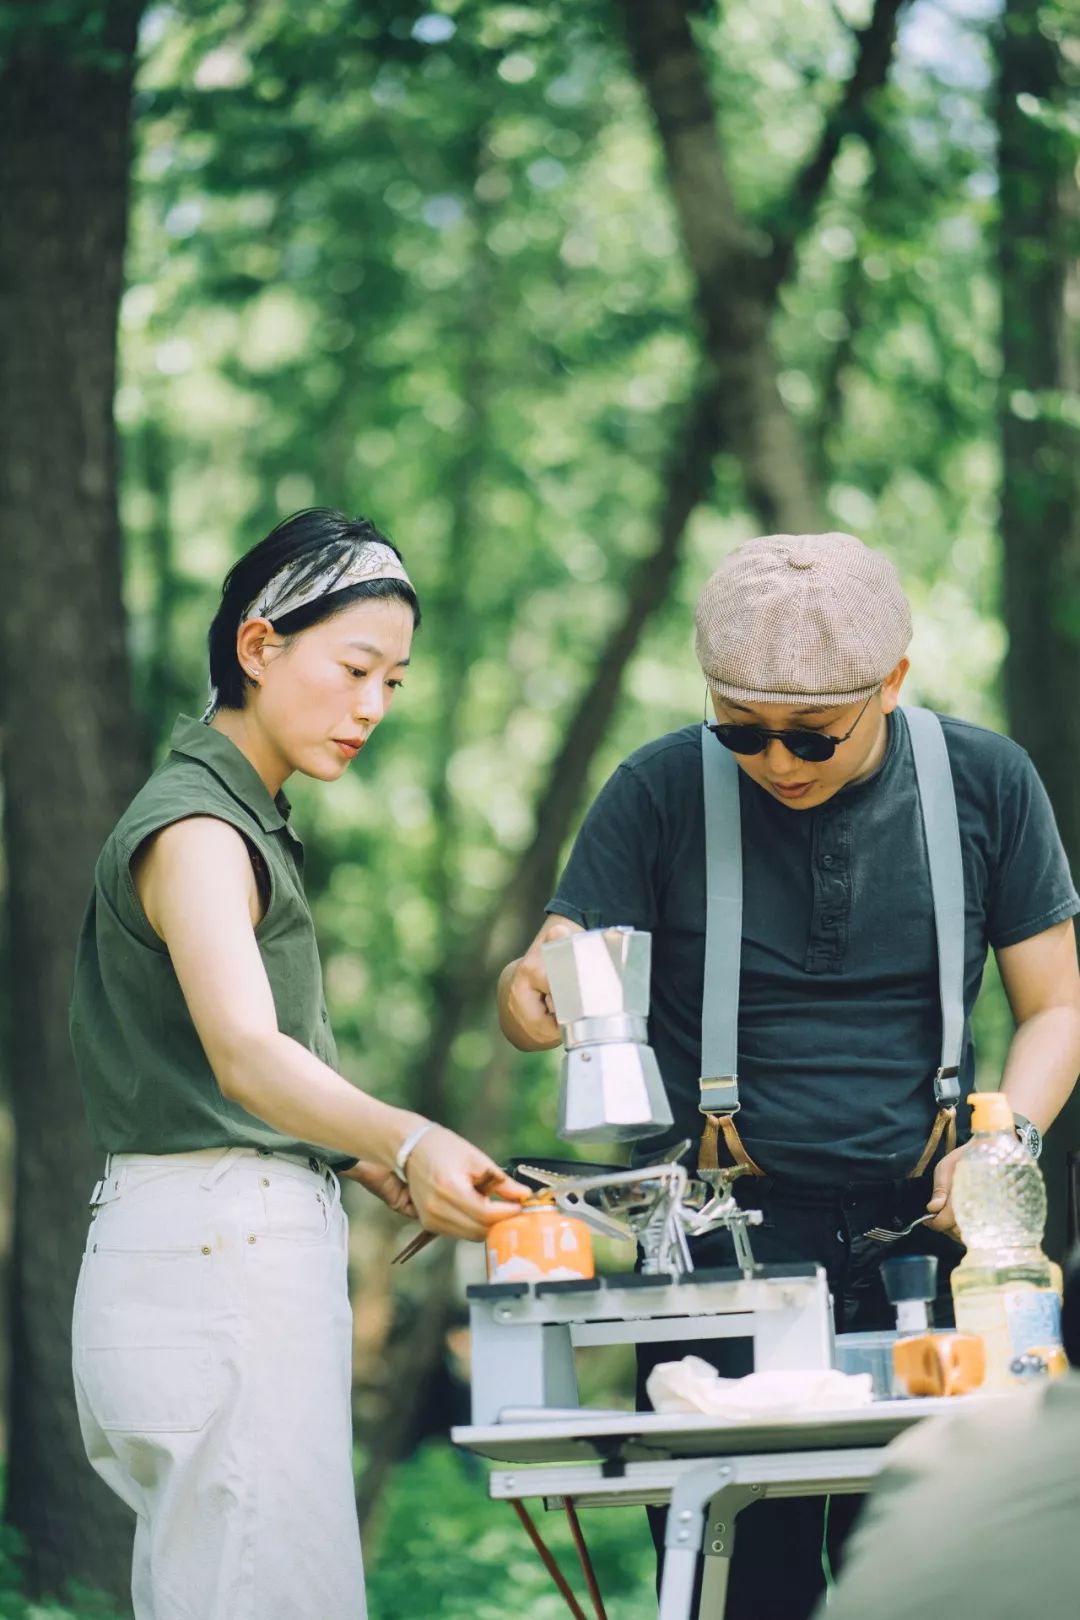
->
<box><xmin>698</xmin><ymin>1075</ymin><xmax>740</xmax><ymax>1116</ymax></box>
<box><xmin>933</xmin><ymin>1067</ymin><xmax>961</xmax><ymax>1108</ymax></box>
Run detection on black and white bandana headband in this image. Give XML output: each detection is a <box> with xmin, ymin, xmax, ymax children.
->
<box><xmin>202</xmin><ymin>539</ymin><xmax>413</xmax><ymax>720</ymax></box>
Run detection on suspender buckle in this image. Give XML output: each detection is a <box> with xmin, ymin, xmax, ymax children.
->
<box><xmin>933</xmin><ymin>1067</ymin><xmax>961</xmax><ymax>1108</ymax></box>
<box><xmin>699</xmin><ymin>1075</ymin><xmax>740</xmax><ymax>1116</ymax></box>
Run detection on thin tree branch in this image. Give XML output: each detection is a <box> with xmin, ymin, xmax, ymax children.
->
<box><xmin>766</xmin><ymin>0</ymin><xmax>913</xmax><ymax>296</ymax></box>
<box><xmin>616</xmin><ymin>0</ymin><xmax>822</xmax><ymax>531</ymax></box>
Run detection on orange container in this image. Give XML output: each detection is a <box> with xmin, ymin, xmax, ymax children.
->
<box><xmin>485</xmin><ymin>1202</ymin><xmax>595</xmax><ymax>1284</ymax></box>
<box><xmin>892</xmin><ymin>1331</ymin><xmax>986</xmax><ymax>1397</ymax></box>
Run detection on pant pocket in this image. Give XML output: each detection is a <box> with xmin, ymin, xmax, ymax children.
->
<box><xmin>75</xmin><ymin>1342</ymin><xmax>219</xmax><ymax>1433</ymax></box>
<box><xmin>255</xmin><ymin>1174</ymin><xmax>332</xmax><ymax>1244</ymax></box>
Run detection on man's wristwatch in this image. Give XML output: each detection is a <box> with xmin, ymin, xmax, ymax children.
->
<box><xmin>1012</xmin><ymin>1112</ymin><xmax>1042</xmax><ymax>1160</ymax></box>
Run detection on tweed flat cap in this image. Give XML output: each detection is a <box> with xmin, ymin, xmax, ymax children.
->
<box><xmin>694</xmin><ymin>532</ymin><xmax>912</xmax><ymax>704</ymax></box>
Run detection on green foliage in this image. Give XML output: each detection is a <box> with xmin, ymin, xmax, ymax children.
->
<box><xmin>117</xmin><ymin>0</ymin><xmax>1017</xmax><ymax>1149</ymax></box>
<box><xmin>0</xmin><ymin>1521</ymin><xmax>124</xmax><ymax>1619</ymax></box>
<box><xmin>364</xmin><ymin>1440</ymin><xmax>657</xmax><ymax>1619</ymax></box>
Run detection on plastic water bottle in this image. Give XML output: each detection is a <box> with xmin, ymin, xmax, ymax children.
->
<box><xmin>950</xmin><ymin>1090</ymin><xmax>1064</xmax><ymax>1389</ymax></box>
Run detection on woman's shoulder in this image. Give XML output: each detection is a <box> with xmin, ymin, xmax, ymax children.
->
<box><xmin>106</xmin><ymin>750</ymin><xmax>266</xmax><ymax>864</ymax></box>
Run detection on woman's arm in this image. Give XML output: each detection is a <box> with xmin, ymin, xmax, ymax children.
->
<box><xmin>137</xmin><ymin>816</ymin><xmax>525</xmax><ymax>1239</ymax></box>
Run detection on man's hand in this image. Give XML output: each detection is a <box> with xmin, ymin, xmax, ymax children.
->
<box><xmin>499</xmin><ymin>916</ymin><xmax>583</xmax><ymax>1050</ymax></box>
<box><xmin>925</xmin><ymin>1144</ymin><xmax>969</xmax><ymax>1244</ymax></box>
<box><xmin>341</xmin><ymin>1161</ymin><xmax>419</xmax><ymax>1221</ymax></box>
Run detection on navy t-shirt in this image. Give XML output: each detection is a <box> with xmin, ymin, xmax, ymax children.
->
<box><xmin>547</xmin><ymin>710</ymin><xmax>1079</xmax><ymax>1184</ymax></box>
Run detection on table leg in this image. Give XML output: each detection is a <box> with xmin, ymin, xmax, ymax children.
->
<box><xmin>698</xmin><ymin>1485</ymin><xmax>760</xmax><ymax>1619</ymax></box>
<box><xmin>659</xmin><ymin>1462</ymin><xmax>760</xmax><ymax>1620</ymax></box>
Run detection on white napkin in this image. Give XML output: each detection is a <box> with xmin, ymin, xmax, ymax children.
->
<box><xmin>646</xmin><ymin>1356</ymin><xmax>874</xmax><ymax>1419</ymax></box>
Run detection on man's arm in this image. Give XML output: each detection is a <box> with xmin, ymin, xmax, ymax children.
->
<box><xmin>498</xmin><ymin>914</ymin><xmax>584</xmax><ymax>1050</ymax></box>
<box><xmin>997</xmin><ymin>917</ymin><xmax>1080</xmax><ymax>1131</ymax></box>
<box><xmin>925</xmin><ymin>918</ymin><xmax>1080</xmax><ymax>1238</ymax></box>
<box><xmin>500</xmin><ymin>755</ymin><xmax>661</xmax><ymax>1047</ymax></box>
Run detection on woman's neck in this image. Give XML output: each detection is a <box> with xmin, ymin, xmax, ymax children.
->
<box><xmin>209</xmin><ymin>709</ymin><xmax>292</xmax><ymax>799</ymax></box>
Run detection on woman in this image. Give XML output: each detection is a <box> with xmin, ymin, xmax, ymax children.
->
<box><xmin>69</xmin><ymin>508</ymin><xmax>526</xmax><ymax>1620</ymax></box>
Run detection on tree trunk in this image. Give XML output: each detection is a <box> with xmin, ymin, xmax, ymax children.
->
<box><xmin>765</xmin><ymin>0</ymin><xmax>912</xmax><ymax>295</ymax></box>
<box><xmin>139</xmin><ymin>411</ymin><xmax>182</xmax><ymax>742</ymax></box>
<box><xmin>0</xmin><ymin>1</ymin><xmax>147</xmax><ymax>1601</ymax></box>
<box><xmin>996</xmin><ymin>0</ymin><xmax>1080</xmax><ymax>1258</ymax></box>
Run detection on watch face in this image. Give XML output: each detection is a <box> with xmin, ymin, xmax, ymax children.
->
<box><xmin>1022</xmin><ymin>1123</ymin><xmax>1042</xmax><ymax>1160</ymax></box>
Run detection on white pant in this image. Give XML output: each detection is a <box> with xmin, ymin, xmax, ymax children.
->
<box><xmin>71</xmin><ymin>1147</ymin><xmax>366</xmax><ymax>1620</ymax></box>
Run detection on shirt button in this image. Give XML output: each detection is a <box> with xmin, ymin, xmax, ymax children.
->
<box><xmin>824</xmin><ymin>915</ymin><xmax>838</xmax><ymax>927</ymax></box>
<box><xmin>821</xmin><ymin>855</ymin><xmax>835</xmax><ymax>868</ymax></box>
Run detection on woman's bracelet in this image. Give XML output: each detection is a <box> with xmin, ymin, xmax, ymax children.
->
<box><xmin>393</xmin><ymin>1119</ymin><xmax>437</xmax><ymax>1183</ymax></box>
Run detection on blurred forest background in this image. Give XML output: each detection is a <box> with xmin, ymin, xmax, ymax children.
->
<box><xmin>0</xmin><ymin>0</ymin><xmax>1078</xmax><ymax>1613</ymax></box>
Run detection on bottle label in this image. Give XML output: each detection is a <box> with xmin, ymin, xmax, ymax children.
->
<box><xmin>1003</xmin><ymin>1287</ymin><xmax>1062</xmax><ymax>1358</ymax></box>
<box><xmin>955</xmin><ymin>1285</ymin><xmax>1062</xmax><ymax>1385</ymax></box>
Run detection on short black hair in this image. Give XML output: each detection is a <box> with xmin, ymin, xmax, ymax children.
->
<box><xmin>207</xmin><ymin>508</ymin><xmax>421</xmax><ymax>712</ymax></box>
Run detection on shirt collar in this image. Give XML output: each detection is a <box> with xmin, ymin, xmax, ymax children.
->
<box><xmin>169</xmin><ymin>715</ymin><xmax>291</xmax><ymax>833</ymax></box>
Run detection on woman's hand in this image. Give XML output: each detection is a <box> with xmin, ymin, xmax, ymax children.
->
<box><xmin>341</xmin><ymin>1160</ymin><xmax>419</xmax><ymax>1220</ymax></box>
<box><xmin>404</xmin><ymin>1126</ymin><xmax>530</xmax><ymax>1241</ymax></box>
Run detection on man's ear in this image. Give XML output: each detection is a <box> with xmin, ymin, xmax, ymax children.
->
<box><xmin>880</xmin><ymin>657</ymin><xmax>910</xmax><ymax>716</ymax></box>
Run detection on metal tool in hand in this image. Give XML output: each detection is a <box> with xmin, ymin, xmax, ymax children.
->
<box><xmin>516</xmin><ymin>1155</ymin><xmax>762</xmax><ymax>1277</ymax></box>
<box><xmin>542</xmin><ymin>927</ymin><xmax>673</xmax><ymax>1143</ymax></box>
<box><xmin>862</xmin><ymin>1213</ymin><xmax>936</xmax><ymax>1244</ymax></box>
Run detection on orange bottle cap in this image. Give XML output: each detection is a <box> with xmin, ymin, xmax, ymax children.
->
<box><xmin>967</xmin><ymin>1090</ymin><xmax>1014</xmax><ymax>1133</ymax></box>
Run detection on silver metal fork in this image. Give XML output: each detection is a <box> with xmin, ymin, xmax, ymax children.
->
<box><xmin>862</xmin><ymin>1212</ymin><xmax>936</xmax><ymax>1244</ymax></box>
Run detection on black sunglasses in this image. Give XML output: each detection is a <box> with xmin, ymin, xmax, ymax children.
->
<box><xmin>705</xmin><ymin>691</ymin><xmax>876</xmax><ymax>763</ymax></box>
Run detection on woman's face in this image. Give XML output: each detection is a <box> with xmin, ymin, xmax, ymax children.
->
<box><xmin>246</xmin><ymin>597</ymin><xmax>414</xmax><ymax>782</ymax></box>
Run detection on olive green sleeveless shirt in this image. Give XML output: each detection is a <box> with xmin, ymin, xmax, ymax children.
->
<box><xmin>70</xmin><ymin>715</ymin><xmax>355</xmax><ymax>1169</ymax></box>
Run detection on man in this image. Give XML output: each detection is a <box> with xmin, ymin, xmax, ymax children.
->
<box><xmin>815</xmin><ymin>1249</ymin><xmax>1080</xmax><ymax>1620</ymax></box>
<box><xmin>497</xmin><ymin>532</ymin><xmax>1080</xmax><ymax>1620</ymax></box>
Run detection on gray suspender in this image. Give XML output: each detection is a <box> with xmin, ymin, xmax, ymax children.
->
<box><xmin>699</xmin><ymin>722</ymin><xmax>744</xmax><ymax>1114</ymax></box>
<box><xmin>698</xmin><ymin>705</ymin><xmax>964</xmax><ymax>1117</ymax></box>
<box><xmin>904</xmin><ymin>707</ymin><xmax>964</xmax><ymax>1107</ymax></box>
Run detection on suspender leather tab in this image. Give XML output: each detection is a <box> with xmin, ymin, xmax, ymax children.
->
<box><xmin>699</xmin><ymin>1076</ymin><xmax>740</xmax><ymax>1116</ymax></box>
<box><xmin>699</xmin><ymin>1112</ymin><xmax>765</xmax><ymax>1179</ymax></box>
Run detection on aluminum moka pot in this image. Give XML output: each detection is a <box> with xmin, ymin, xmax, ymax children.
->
<box><xmin>541</xmin><ymin>926</ymin><xmax>673</xmax><ymax>1143</ymax></box>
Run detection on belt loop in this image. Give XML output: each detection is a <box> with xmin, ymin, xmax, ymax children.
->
<box><xmin>199</xmin><ymin>1147</ymin><xmax>241</xmax><ymax>1190</ymax></box>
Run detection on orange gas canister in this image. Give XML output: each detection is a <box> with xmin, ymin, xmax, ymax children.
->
<box><xmin>485</xmin><ymin>1201</ymin><xmax>595</xmax><ymax>1284</ymax></box>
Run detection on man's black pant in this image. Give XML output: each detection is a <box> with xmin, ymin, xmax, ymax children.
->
<box><xmin>636</xmin><ymin>1174</ymin><xmax>960</xmax><ymax>1620</ymax></box>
